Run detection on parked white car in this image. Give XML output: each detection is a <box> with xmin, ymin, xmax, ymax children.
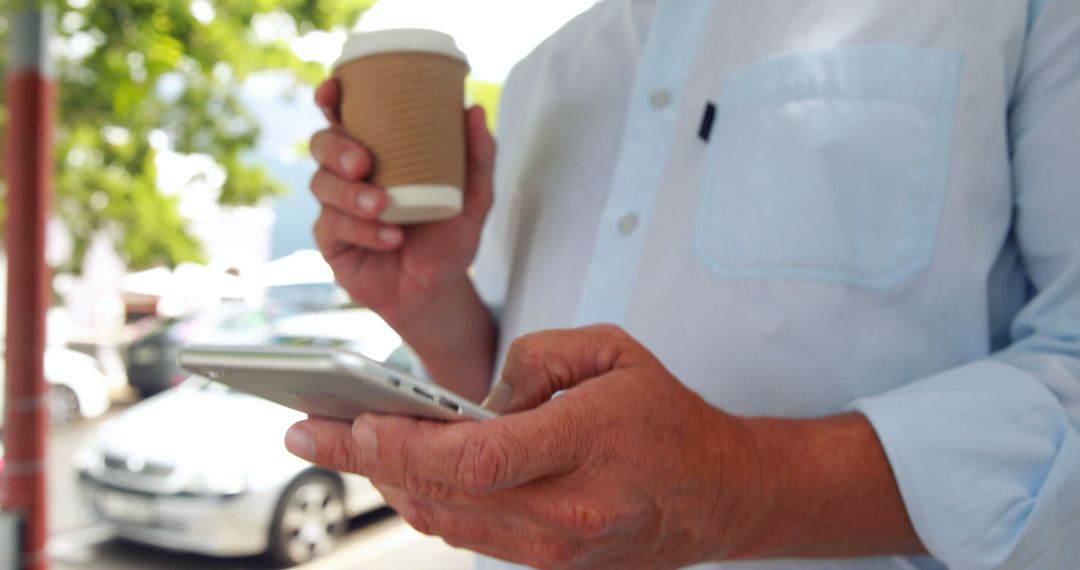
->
<box><xmin>75</xmin><ymin>309</ymin><xmax>412</xmax><ymax>566</ymax></box>
<box><xmin>0</xmin><ymin>347</ymin><xmax>111</xmax><ymax>426</ymax></box>
<box><xmin>268</xmin><ymin>309</ymin><xmax>424</xmax><ymax>377</ymax></box>
<box><xmin>76</xmin><ymin>379</ymin><xmax>385</xmax><ymax>565</ymax></box>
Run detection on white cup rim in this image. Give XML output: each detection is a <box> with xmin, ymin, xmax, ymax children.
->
<box><xmin>333</xmin><ymin>28</ymin><xmax>469</xmax><ymax>70</ymax></box>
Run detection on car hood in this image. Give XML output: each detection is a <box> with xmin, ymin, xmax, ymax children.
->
<box><xmin>95</xmin><ymin>385</ymin><xmax>306</xmax><ymax>473</ymax></box>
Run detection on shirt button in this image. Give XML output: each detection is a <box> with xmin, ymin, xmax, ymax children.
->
<box><xmin>617</xmin><ymin>213</ymin><xmax>639</xmax><ymax>235</ymax></box>
<box><xmin>649</xmin><ymin>89</ymin><xmax>671</xmax><ymax>109</ymax></box>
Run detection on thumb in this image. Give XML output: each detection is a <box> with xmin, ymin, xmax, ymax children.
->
<box><xmin>483</xmin><ymin>324</ymin><xmax>644</xmax><ymax>413</ymax></box>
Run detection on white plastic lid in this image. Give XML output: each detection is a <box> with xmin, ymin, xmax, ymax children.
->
<box><xmin>333</xmin><ymin>29</ymin><xmax>468</xmax><ymax>70</ymax></box>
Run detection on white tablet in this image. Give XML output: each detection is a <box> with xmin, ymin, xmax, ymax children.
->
<box><xmin>177</xmin><ymin>345</ymin><xmax>496</xmax><ymax>422</ymax></box>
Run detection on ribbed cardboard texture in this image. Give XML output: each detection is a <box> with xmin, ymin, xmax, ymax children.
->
<box><xmin>336</xmin><ymin>52</ymin><xmax>467</xmax><ymax>216</ymax></box>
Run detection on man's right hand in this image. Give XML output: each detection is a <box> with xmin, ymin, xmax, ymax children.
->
<box><xmin>309</xmin><ymin>79</ymin><xmax>496</xmax><ymax>329</ymax></box>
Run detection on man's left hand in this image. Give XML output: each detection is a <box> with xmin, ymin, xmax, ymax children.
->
<box><xmin>284</xmin><ymin>325</ymin><xmax>768</xmax><ymax>569</ymax></box>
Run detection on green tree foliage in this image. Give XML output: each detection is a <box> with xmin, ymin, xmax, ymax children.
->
<box><xmin>0</xmin><ymin>0</ymin><xmax>375</xmax><ymax>273</ymax></box>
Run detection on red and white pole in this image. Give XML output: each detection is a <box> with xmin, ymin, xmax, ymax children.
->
<box><xmin>3</xmin><ymin>5</ymin><xmax>55</xmax><ymax>570</ymax></box>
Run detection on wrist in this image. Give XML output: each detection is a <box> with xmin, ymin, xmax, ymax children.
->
<box><xmin>387</xmin><ymin>275</ymin><xmax>497</xmax><ymax>402</ymax></box>
<box><xmin>722</xmin><ymin>413</ymin><xmax>923</xmax><ymax>560</ymax></box>
<box><xmin>700</xmin><ymin>411</ymin><xmax>775</xmax><ymax>562</ymax></box>
<box><xmin>387</xmin><ymin>274</ymin><xmax>475</xmax><ymax>337</ymax></box>
<box><xmin>719</xmin><ymin>415</ymin><xmax>797</xmax><ymax>560</ymax></box>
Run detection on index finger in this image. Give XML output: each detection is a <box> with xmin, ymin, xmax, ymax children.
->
<box><xmin>293</xmin><ymin>403</ymin><xmax>584</xmax><ymax>493</ymax></box>
<box><xmin>315</xmin><ymin>79</ymin><xmax>342</xmax><ymax>126</ymax></box>
<box><xmin>310</xmin><ymin>129</ymin><xmax>372</xmax><ymax>180</ymax></box>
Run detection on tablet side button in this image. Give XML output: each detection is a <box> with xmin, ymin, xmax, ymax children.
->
<box><xmin>437</xmin><ymin>396</ymin><xmax>462</xmax><ymax>414</ymax></box>
<box><xmin>412</xmin><ymin>385</ymin><xmax>435</xmax><ymax>401</ymax></box>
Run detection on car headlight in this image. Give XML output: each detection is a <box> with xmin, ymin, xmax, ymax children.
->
<box><xmin>183</xmin><ymin>472</ymin><xmax>249</xmax><ymax>497</ymax></box>
<box><xmin>129</xmin><ymin>345</ymin><xmax>161</xmax><ymax>365</ymax></box>
<box><xmin>73</xmin><ymin>440</ymin><xmax>105</xmax><ymax>476</ymax></box>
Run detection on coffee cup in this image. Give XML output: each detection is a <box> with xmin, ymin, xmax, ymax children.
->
<box><xmin>332</xmin><ymin>29</ymin><xmax>469</xmax><ymax>224</ymax></box>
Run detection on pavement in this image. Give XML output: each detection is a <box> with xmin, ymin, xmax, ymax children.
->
<box><xmin>43</xmin><ymin>405</ymin><xmax>477</xmax><ymax>570</ymax></box>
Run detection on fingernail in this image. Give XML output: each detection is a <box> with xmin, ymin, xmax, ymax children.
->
<box><xmin>357</xmin><ymin>192</ymin><xmax>379</xmax><ymax>213</ymax></box>
<box><xmin>378</xmin><ymin>227</ymin><xmax>402</xmax><ymax>244</ymax></box>
<box><xmin>481</xmin><ymin>381</ymin><xmax>514</xmax><ymax>412</ymax></box>
<box><xmin>285</xmin><ymin>424</ymin><xmax>315</xmax><ymax>461</ymax></box>
<box><xmin>352</xmin><ymin>418</ymin><xmax>378</xmax><ymax>455</ymax></box>
<box><xmin>340</xmin><ymin>149</ymin><xmax>361</xmax><ymax>175</ymax></box>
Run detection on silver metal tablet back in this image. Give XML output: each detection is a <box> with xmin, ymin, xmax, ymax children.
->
<box><xmin>177</xmin><ymin>345</ymin><xmax>495</xmax><ymax>422</ymax></box>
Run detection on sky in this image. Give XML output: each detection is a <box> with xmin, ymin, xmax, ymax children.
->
<box><xmin>298</xmin><ymin>0</ymin><xmax>599</xmax><ymax>82</ymax></box>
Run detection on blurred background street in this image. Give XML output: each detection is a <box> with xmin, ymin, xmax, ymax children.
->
<box><xmin>0</xmin><ymin>0</ymin><xmax>598</xmax><ymax>567</ymax></box>
<box><xmin>46</xmin><ymin>405</ymin><xmax>475</xmax><ymax>570</ymax></box>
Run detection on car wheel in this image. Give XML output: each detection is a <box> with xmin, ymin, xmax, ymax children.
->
<box><xmin>47</xmin><ymin>384</ymin><xmax>81</xmax><ymax>427</ymax></box>
<box><xmin>266</xmin><ymin>471</ymin><xmax>347</xmax><ymax>567</ymax></box>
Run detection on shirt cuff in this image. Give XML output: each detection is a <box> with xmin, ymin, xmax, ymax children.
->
<box><xmin>851</xmin><ymin>359</ymin><xmax>1080</xmax><ymax>569</ymax></box>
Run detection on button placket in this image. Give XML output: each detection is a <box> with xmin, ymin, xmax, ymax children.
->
<box><xmin>572</xmin><ymin>1</ymin><xmax>717</xmax><ymax>327</ymax></box>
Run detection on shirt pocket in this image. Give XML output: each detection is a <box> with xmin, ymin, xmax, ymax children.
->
<box><xmin>694</xmin><ymin>45</ymin><xmax>963</xmax><ymax>289</ymax></box>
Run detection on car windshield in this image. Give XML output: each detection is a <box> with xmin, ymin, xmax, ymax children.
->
<box><xmin>268</xmin><ymin>335</ymin><xmax>355</xmax><ymax>348</ymax></box>
<box><xmin>188</xmin><ymin>377</ymin><xmax>244</xmax><ymax>395</ymax></box>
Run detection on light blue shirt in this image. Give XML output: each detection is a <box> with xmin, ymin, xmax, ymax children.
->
<box><xmin>473</xmin><ymin>0</ymin><xmax>1080</xmax><ymax>568</ymax></box>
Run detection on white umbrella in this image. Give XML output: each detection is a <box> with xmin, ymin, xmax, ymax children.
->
<box><xmin>122</xmin><ymin>264</ymin><xmax>254</xmax><ymax>318</ymax></box>
<box><xmin>250</xmin><ymin>250</ymin><xmax>335</xmax><ymax>287</ymax></box>
<box><xmin>121</xmin><ymin>266</ymin><xmax>174</xmax><ymax>298</ymax></box>
<box><xmin>173</xmin><ymin>263</ymin><xmax>250</xmax><ymax>300</ymax></box>
<box><xmin>122</xmin><ymin>265</ymin><xmax>249</xmax><ymax>300</ymax></box>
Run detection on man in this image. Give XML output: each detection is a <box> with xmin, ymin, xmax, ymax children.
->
<box><xmin>287</xmin><ymin>1</ymin><xmax>1080</xmax><ymax>568</ymax></box>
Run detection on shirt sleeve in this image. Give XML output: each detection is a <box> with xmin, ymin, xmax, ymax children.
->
<box><xmin>851</xmin><ymin>2</ymin><xmax>1080</xmax><ymax>568</ymax></box>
